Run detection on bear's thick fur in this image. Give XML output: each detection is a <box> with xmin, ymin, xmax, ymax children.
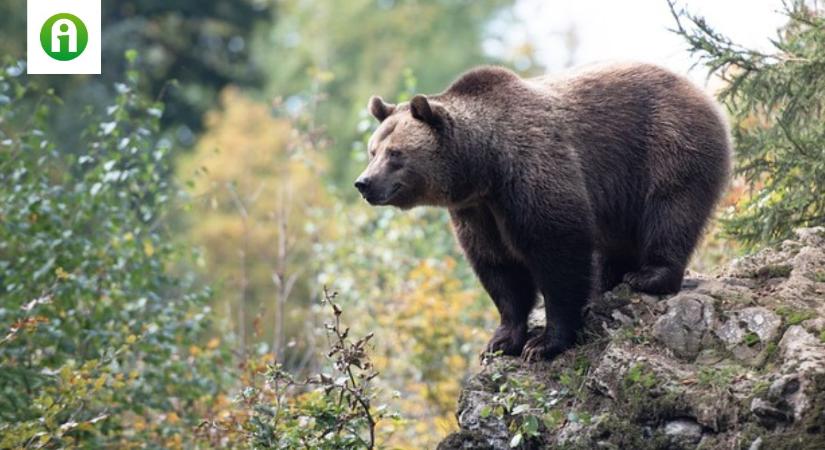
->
<box><xmin>356</xmin><ymin>63</ymin><xmax>731</xmax><ymax>360</ymax></box>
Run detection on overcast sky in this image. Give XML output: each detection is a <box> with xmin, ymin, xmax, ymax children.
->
<box><xmin>503</xmin><ymin>0</ymin><xmax>789</xmax><ymax>86</ymax></box>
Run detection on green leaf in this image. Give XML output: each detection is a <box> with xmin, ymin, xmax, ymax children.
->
<box><xmin>124</xmin><ymin>49</ymin><xmax>138</xmax><ymax>63</ymax></box>
<box><xmin>511</xmin><ymin>404</ymin><xmax>530</xmax><ymax>415</ymax></box>
<box><xmin>543</xmin><ymin>410</ymin><xmax>563</xmax><ymax>429</ymax></box>
<box><xmin>522</xmin><ymin>415</ymin><xmax>539</xmax><ymax>436</ymax></box>
<box><xmin>480</xmin><ymin>406</ymin><xmax>491</xmax><ymax>418</ymax></box>
<box><xmin>509</xmin><ymin>433</ymin><xmax>523</xmax><ymax>448</ymax></box>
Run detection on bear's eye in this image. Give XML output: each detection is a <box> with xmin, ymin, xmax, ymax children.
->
<box><xmin>387</xmin><ymin>149</ymin><xmax>402</xmax><ymax>160</ymax></box>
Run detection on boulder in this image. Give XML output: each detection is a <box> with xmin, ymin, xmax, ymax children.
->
<box><xmin>439</xmin><ymin>228</ymin><xmax>825</xmax><ymax>449</ymax></box>
<box><xmin>652</xmin><ymin>293</ymin><xmax>717</xmax><ymax>360</ymax></box>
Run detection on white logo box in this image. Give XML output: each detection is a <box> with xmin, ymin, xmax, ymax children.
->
<box><xmin>27</xmin><ymin>0</ymin><xmax>102</xmax><ymax>74</ymax></box>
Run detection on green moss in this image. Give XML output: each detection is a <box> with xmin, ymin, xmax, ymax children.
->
<box><xmin>750</xmin><ymin>380</ymin><xmax>770</xmax><ymax>399</ymax></box>
<box><xmin>756</xmin><ymin>264</ymin><xmax>793</xmax><ymax>279</ymax></box>
<box><xmin>743</xmin><ymin>332</ymin><xmax>761</xmax><ymax>347</ymax></box>
<box><xmin>761</xmin><ymin>341</ymin><xmax>779</xmax><ymax>364</ymax></box>
<box><xmin>615</xmin><ymin>365</ymin><xmax>690</xmax><ymax>424</ymax></box>
<box><xmin>625</xmin><ymin>363</ymin><xmax>657</xmax><ymax>389</ymax></box>
<box><xmin>810</xmin><ymin>270</ymin><xmax>825</xmax><ymax>283</ymax></box>
<box><xmin>697</xmin><ymin>366</ymin><xmax>739</xmax><ymax>390</ymax></box>
<box><xmin>759</xmin><ymin>434</ymin><xmax>825</xmax><ymax>450</ymax></box>
<box><xmin>615</xmin><ymin>326</ymin><xmax>650</xmax><ymax>345</ymax></box>
<box><xmin>788</xmin><ymin>311</ymin><xmax>814</xmax><ymax>325</ymax></box>
<box><xmin>437</xmin><ymin>431</ymin><xmax>495</xmax><ymax>450</ymax></box>
<box><xmin>584</xmin><ymin>415</ymin><xmax>672</xmax><ymax>450</ymax></box>
<box><xmin>776</xmin><ymin>306</ymin><xmax>815</xmax><ymax>326</ymax></box>
<box><xmin>611</xmin><ymin>283</ymin><xmax>634</xmax><ymax>301</ymax></box>
<box><xmin>742</xmin><ymin>374</ymin><xmax>825</xmax><ymax>450</ymax></box>
<box><xmin>554</xmin><ymin>414</ymin><xmax>673</xmax><ymax>450</ymax></box>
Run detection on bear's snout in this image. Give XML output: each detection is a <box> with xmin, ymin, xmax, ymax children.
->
<box><xmin>354</xmin><ymin>176</ymin><xmax>371</xmax><ymax>195</ymax></box>
<box><xmin>354</xmin><ymin>175</ymin><xmax>403</xmax><ymax>206</ymax></box>
<box><xmin>354</xmin><ymin>176</ymin><xmax>381</xmax><ymax>203</ymax></box>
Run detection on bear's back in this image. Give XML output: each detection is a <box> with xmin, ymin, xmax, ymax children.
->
<box><xmin>543</xmin><ymin>63</ymin><xmax>730</xmax><ymax>241</ymax></box>
<box><xmin>443</xmin><ymin>66</ymin><xmax>523</xmax><ymax>98</ymax></box>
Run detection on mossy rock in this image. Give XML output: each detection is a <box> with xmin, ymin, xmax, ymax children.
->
<box><xmin>437</xmin><ymin>431</ymin><xmax>496</xmax><ymax>450</ymax></box>
<box><xmin>756</xmin><ymin>264</ymin><xmax>793</xmax><ymax>279</ymax></box>
<box><xmin>558</xmin><ymin>414</ymin><xmax>673</xmax><ymax>450</ymax></box>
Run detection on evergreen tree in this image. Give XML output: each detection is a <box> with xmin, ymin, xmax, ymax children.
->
<box><xmin>670</xmin><ymin>0</ymin><xmax>825</xmax><ymax>246</ymax></box>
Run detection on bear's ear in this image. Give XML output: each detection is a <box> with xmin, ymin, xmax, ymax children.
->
<box><xmin>368</xmin><ymin>96</ymin><xmax>395</xmax><ymax>122</ymax></box>
<box><xmin>409</xmin><ymin>95</ymin><xmax>441</xmax><ymax>127</ymax></box>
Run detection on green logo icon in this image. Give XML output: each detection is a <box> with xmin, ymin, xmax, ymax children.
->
<box><xmin>40</xmin><ymin>13</ymin><xmax>88</xmax><ymax>61</ymax></box>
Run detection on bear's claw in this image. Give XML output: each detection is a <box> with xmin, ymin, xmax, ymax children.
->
<box><xmin>521</xmin><ymin>333</ymin><xmax>568</xmax><ymax>362</ymax></box>
<box><xmin>483</xmin><ymin>324</ymin><xmax>527</xmax><ymax>358</ymax></box>
<box><xmin>623</xmin><ymin>265</ymin><xmax>683</xmax><ymax>295</ymax></box>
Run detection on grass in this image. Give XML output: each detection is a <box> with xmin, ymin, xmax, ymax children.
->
<box><xmin>776</xmin><ymin>306</ymin><xmax>815</xmax><ymax>326</ymax></box>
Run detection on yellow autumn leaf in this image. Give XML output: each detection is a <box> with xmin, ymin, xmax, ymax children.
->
<box><xmin>94</xmin><ymin>374</ymin><xmax>107</xmax><ymax>389</ymax></box>
<box><xmin>55</xmin><ymin>267</ymin><xmax>70</xmax><ymax>280</ymax></box>
<box><xmin>143</xmin><ymin>241</ymin><xmax>155</xmax><ymax>257</ymax></box>
<box><xmin>126</xmin><ymin>334</ymin><xmax>137</xmax><ymax>344</ymax></box>
<box><xmin>165</xmin><ymin>434</ymin><xmax>182</xmax><ymax>450</ymax></box>
<box><xmin>206</xmin><ymin>337</ymin><xmax>220</xmax><ymax>349</ymax></box>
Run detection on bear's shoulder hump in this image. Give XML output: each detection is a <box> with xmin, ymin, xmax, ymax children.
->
<box><xmin>446</xmin><ymin>66</ymin><xmax>520</xmax><ymax>97</ymax></box>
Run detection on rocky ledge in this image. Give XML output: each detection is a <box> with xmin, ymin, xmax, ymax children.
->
<box><xmin>438</xmin><ymin>228</ymin><xmax>825</xmax><ymax>450</ymax></box>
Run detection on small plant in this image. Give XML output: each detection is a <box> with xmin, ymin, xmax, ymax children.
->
<box><xmin>743</xmin><ymin>332</ymin><xmax>761</xmax><ymax>347</ymax></box>
<box><xmin>756</xmin><ymin>264</ymin><xmax>793</xmax><ymax>279</ymax></box>
<box><xmin>481</xmin><ymin>375</ymin><xmax>553</xmax><ymax>448</ymax></box>
<box><xmin>697</xmin><ymin>366</ymin><xmax>739</xmax><ymax>390</ymax></box>
<box><xmin>616</xmin><ymin>326</ymin><xmax>650</xmax><ymax>345</ymax></box>
<box><xmin>234</xmin><ymin>288</ymin><xmax>394</xmax><ymax>449</ymax></box>
<box><xmin>625</xmin><ymin>363</ymin><xmax>657</xmax><ymax>390</ymax></box>
<box><xmin>762</xmin><ymin>341</ymin><xmax>779</xmax><ymax>364</ymax></box>
<box><xmin>751</xmin><ymin>379</ymin><xmax>771</xmax><ymax>398</ymax></box>
<box><xmin>482</xmin><ymin>356</ymin><xmax>592</xmax><ymax>448</ymax></box>
<box><xmin>814</xmin><ymin>270</ymin><xmax>825</xmax><ymax>283</ymax></box>
<box><xmin>776</xmin><ymin>306</ymin><xmax>815</xmax><ymax>326</ymax></box>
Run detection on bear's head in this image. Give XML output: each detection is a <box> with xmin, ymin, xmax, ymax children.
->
<box><xmin>355</xmin><ymin>94</ymin><xmax>453</xmax><ymax>210</ymax></box>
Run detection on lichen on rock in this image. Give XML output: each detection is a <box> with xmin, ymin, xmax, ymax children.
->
<box><xmin>438</xmin><ymin>228</ymin><xmax>825</xmax><ymax>450</ymax></box>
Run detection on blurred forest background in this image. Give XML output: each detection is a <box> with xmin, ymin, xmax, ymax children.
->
<box><xmin>0</xmin><ymin>0</ymin><xmax>822</xmax><ymax>448</ymax></box>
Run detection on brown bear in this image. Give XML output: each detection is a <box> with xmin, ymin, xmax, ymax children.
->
<box><xmin>355</xmin><ymin>63</ymin><xmax>731</xmax><ymax>361</ymax></box>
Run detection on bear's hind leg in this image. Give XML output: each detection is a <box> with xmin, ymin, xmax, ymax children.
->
<box><xmin>597</xmin><ymin>246</ymin><xmax>640</xmax><ymax>292</ymax></box>
<box><xmin>625</xmin><ymin>193</ymin><xmax>710</xmax><ymax>295</ymax></box>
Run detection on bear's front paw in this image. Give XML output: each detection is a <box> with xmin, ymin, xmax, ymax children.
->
<box><xmin>521</xmin><ymin>332</ymin><xmax>571</xmax><ymax>362</ymax></box>
<box><xmin>483</xmin><ymin>324</ymin><xmax>527</xmax><ymax>358</ymax></box>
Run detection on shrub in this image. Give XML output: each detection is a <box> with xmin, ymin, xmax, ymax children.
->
<box><xmin>197</xmin><ymin>288</ymin><xmax>396</xmax><ymax>449</ymax></box>
<box><xmin>0</xmin><ymin>57</ymin><xmax>229</xmax><ymax>447</ymax></box>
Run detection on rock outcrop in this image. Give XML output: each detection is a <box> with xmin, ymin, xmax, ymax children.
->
<box><xmin>438</xmin><ymin>228</ymin><xmax>825</xmax><ymax>450</ymax></box>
